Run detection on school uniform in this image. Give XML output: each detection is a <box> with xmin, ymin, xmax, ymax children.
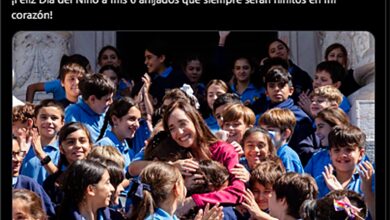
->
<box><xmin>315</xmin><ymin>169</ymin><xmax>376</xmax><ymax>198</ymax></box>
<box><xmin>13</xmin><ymin>175</ymin><xmax>56</xmax><ymax>219</ymax></box>
<box><xmin>204</xmin><ymin>114</ymin><xmax>220</xmax><ymax>134</ymax></box>
<box><xmin>230</xmin><ymin>83</ymin><xmax>266</xmax><ymax>106</ymax></box>
<box><xmin>57</xmin><ymin>206</ymin><xmax>112</xmax><ymax>220</ymax></box>
<box><xmin>20</xmin><ymin>141</ymin><xmax>60</xmax><ymax>185</ymax></box>
<box><xmin>269</xmin><ymin>98</ymin><xmax>319</xmax><ymax>166</ymax></box>
<box><xmin>145</xmin><ymin>208</ymin><xmax>179</xmax><ymax>220</ymax></box>
<box><xmin>42</xmin><ymin>165</ymin><xmax>68</xmax><ymax>207</ymax></box>
<box><xmin>149</xmin><ymin>66</ymin><xmax>189</xmax><ymax>109</ymax></box>
<box><xmin>277</xmin><ymin>143</ymin><xmax>304</xmax><ymax>174</ymax></box>
<box><xmin>44</xmin><ymin>79</ymin><xmax>66</xmax><ymax>101</ymax></box>
<box><xmin>126</xmin><ymin>118</ymin><xmax>151</xmax><ymax>157</ymax></box>
<box><xmin>305</xmin><ymin>149</ymin><xmax>371</xmax><ymax>182</ymax></box>
<box><xmin>339</xmin><ymin>95</ymin><xmax>351</xmax><ymax>113</ymax></box>
<box><xmin>65</xmin><ymin>98</ymin><xmax>106</xmax><ymax>143</ymax></box>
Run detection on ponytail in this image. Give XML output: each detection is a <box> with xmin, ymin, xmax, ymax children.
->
<box><xmin>97</xmin><ymin>113</ymin><xmax>110</xmax><ymax>142</ymax></box>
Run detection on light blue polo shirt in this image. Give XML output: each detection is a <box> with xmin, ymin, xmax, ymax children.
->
<box><xmin>316</xmin><ymin>169</ymin><xmax>376</xmax><ymax>198</ymax></box>
<box><xmin>204</xmin><ymin>114</ymin><xmax>220</xmax><ymax>134</ymax></box>
<box><xmin>20</xmin><ymin>140</ymin><xmax>60</xmax><ymax>185</ymax></box>
<box><xmin>277</xmin><ymin>143</ymin><xmax>304</xmax><ymax>174</ymax></box>
<box><xmin>145</xmin><ymin>208</ymin><xmax>179</xmax><ymax>220</ymax></box>
<box><xmin>44</xmin><ymin>79</ymin><xmax>66</xmax><ymax>101</ymax></box>
<box><xmin>65</xmin><ymin>98</ymin><xmax>106</xmax><ymax>143</ymax></box>
<box><xmin>230</xmin><ymin>83</ymin><xmax>265</xmax><ymax>105</ymax></box>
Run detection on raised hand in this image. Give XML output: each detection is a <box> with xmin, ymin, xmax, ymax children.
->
<box><xmin>322</xmin><ymin>164</ymin><xmax>343</xmax><ymax>191</ymax></box>
<box><xmin>298</xmin><ymin>90</ymin><xmax>312</xmax><ymax>116</ymax></box>
<box><xmin>358</xmin><ymin>161</ymin><xmax>375</xmax><ymax>193</ymax></box>
<box><xmin>195</xmin><ymin>203</ymin><xmax>224</xmax><ymax>220</ymax></box>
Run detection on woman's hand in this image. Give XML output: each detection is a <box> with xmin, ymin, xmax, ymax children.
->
<box><xmin>170</xmin><ymin>159</ymin><xmax>199</xmax><ymax>176</ymax></box>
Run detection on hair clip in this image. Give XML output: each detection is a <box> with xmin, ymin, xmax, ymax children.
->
<box><xmin>180</xmin><ymin>84</ymin><xmax>200</xmax><ymax>109</ymax></box>
<box><xmin>129</xmin><ymin>179</ymin><xmax>152</xmax><ymax>200</ymax></box>
<box><xmin>333</xmin><ymin>197</ymin><xmax>363</xmax><ymax>220</ymax></box>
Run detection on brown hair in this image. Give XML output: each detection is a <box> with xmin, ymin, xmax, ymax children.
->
<box><xmin>186</xmin><ymin>160</ymin><xmax>230</xmax><ymax>196</ymax></box>
<box><xmin>259</xmin><ymin>108</ymin><xmax>296</xmax><ymax>139</ymax></box>
<box><xmin>310</xmin><ymin>85</ymin><xmax>343</xmax><ymax>105</ymax></box>
<box><xmin>328</xmin><ymin>125</ymin><xmax>366</xmax><ymax>150</ymax></box>
<box><xmin>206</xmin><ymin>79</ymin><xmax>229</xmax><ymax>95</ymax></box>
<box><xmin>34</xmin><ymin>99</ymin><xmax>65</xmax><ymax>120</ymax></box>
<box><xmin>315</xmin><ymin>108</ymin><xmax>350</xmax><ymax>127</ymax></box>
<box><xmin>273</xmin><ymin>173</ymin><xmax>318</xmax><ymax>219</ymax></box>
<box><xmin>250</xmin><ymin>159</ymin><xmax>285</xmax><ymax>187</ymax></box>
<box><xmin>242</xmin><ymin>126</ymin><xmax>277</xmax><ymax>157</ymax></box>
<box><xmin>59</xmin><ymin>62</ymin><xmax>86</xmax><ymax>82</ymax></box>
<box><xmin>222</xmin><ymin>103</ymin><xmax>256</xmax><ymax>126</ymax></box>
<box><xmin>163</xmin><ymin>100</ymin><xmax>218</xmax><ymax>160</ymax></box>
<box><xmin>300</xmin><ymin>189</ymin><xmax>367</xmax><ymax>220</ymax></box>
<box><xmin>128</xmin><ymin>162</ymin><xmax>184</xmax><ymax>220</ymax></box>
<box><xmin>12</xmin><ymin>103</ymin><xmax>35</xmax><ymax>123</ymax></box>
<box><xmin>13</xmin><ymin>189</ymin><xmax>48</xmax><ymax>220</ymax></box>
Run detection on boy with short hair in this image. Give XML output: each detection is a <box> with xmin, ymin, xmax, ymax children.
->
<box><xmin>264</xmin><ymin>67</ymin><xmax>318</xmax><ymax>166</ymax></box>
<box><xmin>242</xmin><ymin>172</ymin><xmax>318</xmax><ymax>220</ymax></box>
<box><xmin>259</xmin><ymin>108</ymin><xmax>304</xmax><ymax>173</ymax></box>
<box><xmin>65</xmin><ymin>73</ymin><xmax>116</xmax><ymax>143</ymax></box>
<box><xmin>312</xmin><ymin>61</ymin><xmax>350</xmax><ymax>113</ymax></box>
<box><xmin>315</xmin><ymin>124</ymin><xmax>375</xmax><ymax>219</ymax></box>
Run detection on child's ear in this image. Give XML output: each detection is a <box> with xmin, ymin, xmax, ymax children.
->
<box><xmin>86</xmin><ymin>184</ymin><xmax>96</xmax><ymax>196</ymax></box>
<box><xmin>288</xmin><ymin>86</ymin><xmax>294</xmax><ymax>96</ymax></box>
<box><xmin>330</xmin><ymin>101</ymin><xmax>339</xmax><ymax>108</ymax></box>
<box><xmin>59</xmin><ymin>145</ymin><xmax>65</xmax><ymax>154</ymax></box>
<box><xmin>89</xmin><ymin>95</ymin><xmax>97</xmax><ymax>104</ymax></box>
<box><xmin>333</xmin><ymin>81</ymin><xmax>341</xmax><ymax>89</ymax></box>
<box><xmin>282</xmin><ymin>128</ymin><xmax>292</xmax><ymax>140</ymax></box>
<box><xmin>159</xmin><ymin>54</ymin><xmax>166</xmax><ymax>64</ymax></box>
<box><xmin>358</xmin><ymin>148</ymin><xmax>365</xmax><ymax>161</ymax></box>
<box><xmin>112</xmin><ymin>115</ymin><xmax>120</xmax><ymax>126</ymax></box>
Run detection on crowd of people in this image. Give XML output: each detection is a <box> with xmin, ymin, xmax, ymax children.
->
<box><xmin>12</xmin><ymin>31</ymin><xmax>375</xmax><ymax>220</ymax></box>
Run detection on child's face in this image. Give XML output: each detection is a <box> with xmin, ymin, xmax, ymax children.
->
<box><xmin>268</xmin><ymin>190</ymin><xmax>286</xmax><ymax>219</ymax></box>
<box><xmin>12</xmin><ymin>199</ymin><xmax>36</xmax><ymax>220</ymax></box>
<box><xmin>112</xmin><ymin>106</ymin><xmax>141</xmax><ymax>140</ymax></box>
<box><xmin>185</xmin><ymin>60</ymin><xmax>203</xmax><ymax>83</ymax></box>
<box><xmin>60</xmin><ymin>129</ymin><xmax>91</xmax><ymax>164</ymax></box>
<box><xmin>100</xmin><ymin>49</ymin><xmax>121</xmax><ymax>67</ymax></box>
<box><xmin>233</xmin><ymin>58</ymin><xmax>252</xmax><ymax>82</ymax></box>
<box><xmin>90</xmin><ymin>93</ymin><xmax>114</xmax><ymax>115</ymax></box>
<box><xmin>266</xmin><ymin>82</ymin><xmax>294</xmax><ymax>103</ymax></box>
<box><xmin>207</xmin><ymin>84</ymin><xmax>226</xmax><ymax>110</ymax></box>
<box><xmin>92</xmin><ymin>170</ymin><xmax>115</xmax><ymax>208</ymax></box>
<box><xmin>12</xmin><ymin>139</ymin><xmax>26</xmax><ymax>177</ymax></box>
<box><xmin>144</xmin><ymin>50</ymin><xmax>165</xmax><ymax>74</ymax></box>
<box><xmin>244</xmin><ymin>132</ymin><xmax>270</xmax><ymax>169</ymax></box>
<box><xmin>268</xmin><ymin>41</ymin><xmax>289</xmax><ymax>61</ymax></box>
<box><xmin>310</xmin><ymin>96</ymin><xmax>333</xmax><ymax>116</ymax></box>
<box><xmin>252</xmin><ymin>182</ymin><xmax>273</xmax><ymax>211</ymax></box>
<box><xmin>214</xmin><ymin>103</ymin><xmax>228</xmax><ymax>127</ymax></box>
<box><xmin>35</xmin><ymin>106</ymin><xmax>64</xmax><ymax>139</ymax></box>
<box><xmin>329</xmin><ymin>145</ymin><xmax>364</xmax><ymax>173</ymax></box>
<box><xmin>313</xmin><ymin>71</ymin><xmax>334</xmax><ymax>89</ymax></box>
<box><xmin>112</xmin><ymin>182</ymin><xmax>124</xmax><ymax>206</ymax></box>
<box><xmin>102</xmin><ymin>69</ymin><xmax>119</xmax><ymax>86</ymax></box>
<box><xmin>222</xmin><ymin>118</ymin><xmax>249</xmax><ymax>143</ymax></box>
<box><xmin>62</xmin><ymin>72</ymin><xmax>82</xmax><ymax>99</ymax></box>
<box><xmin>326</xmin><ymin>48</ymin><xmax>347</xmax><ymax>68</ymax></box>
<box><xmin>315</xmin><ymin>118</ymin><xmax>332</xmax><ymax>147</ymax></box>
<box><xmin>168</xmin><ymin>108</ymin><xmax>197</xmax><ymax>148</ymax></box>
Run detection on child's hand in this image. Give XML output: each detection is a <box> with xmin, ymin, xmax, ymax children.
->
<box><xmin>298</xmin><ymin>90</ymin><xmax>312</xmax><ymax>116</ymax></box>
<box><xmin>358</xmin><ymin>161</ymin><xmax>375</xmax><ymax>193</ymax></box>
<box><xmin>141</xmin><ymin>73</ymin><xmax>151</xmax><ymax>93</ymax></box>
<box><xmin>242</xmin><ymin>189</ymin><xmax>265</xmax><ymax>220</ymax></box>
<box><xmin>195</xmin><ymin>203</ymin><xmax>224</xmax><ymax>220</ymax></box>
<box><xmin>231</xmin><ymin>164</ymin><xmax>250</xmax><ymax>182</ymax></box>
<box><xmin>323</xmin><ymin>164</ymin><xmax>343</xmax><ymax>191</ymax></box>
<box><xmin>230</xmin><ymin>141</ymin><xmax>244</xmax><ymax>157</ymax></box>
<box><xmin>215</xmin><ymin>130</ymin><xmax>229</xmax><ymax>141</ymax></box>
<box><xmin>171</xmin><ymin>159</ymin><xmax>199</xmax><ymax>176</ymax></box>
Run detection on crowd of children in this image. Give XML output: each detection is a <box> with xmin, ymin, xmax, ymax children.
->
<box><xmin>12</xmin><ymin>35</ymin><xmax>375</xmax><ymax>220</ymax></box>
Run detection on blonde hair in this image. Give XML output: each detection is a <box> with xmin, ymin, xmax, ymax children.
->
<box><xmin>87</xmin><ymin>145</ymin><xmax>125</xmax><ymax>169</ymax></box>
<box><xmin>128</xmin><ymin>162</ymin><xmax>184</xmax><ymax>220</ymax></box>
<box><xmin>222</xmin><ymin>103</ymin><xmax>256</xmax><ymax>126</ymax></box>
<box><xmin>310</xmin><ymin>85</ymin><xmax>343</xmax><ymax>105</ymax></box>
